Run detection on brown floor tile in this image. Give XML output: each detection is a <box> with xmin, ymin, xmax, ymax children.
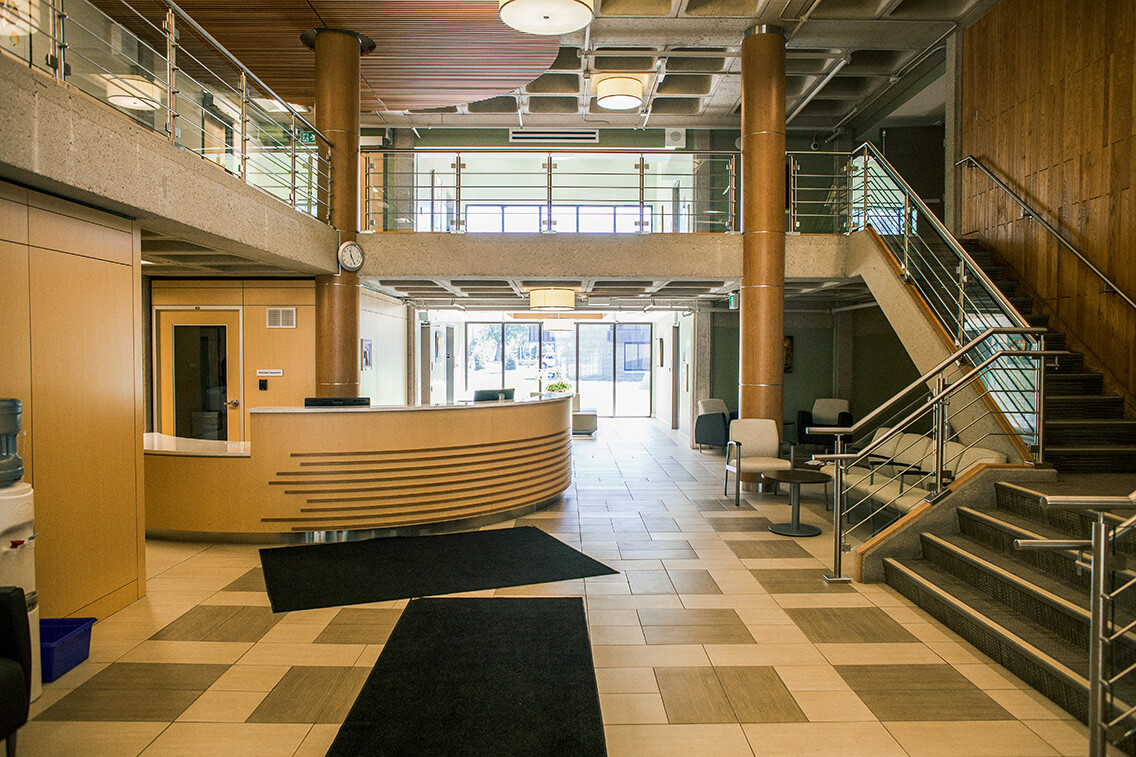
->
<box><xmin>786</xmin><ymin>607</ymin><xmax>918</xmax><ymax>644</ymax></box>
<box><xmin>656</xmin><ymin>667</ymin><xmax>737</xmax><ymax>723</ymax></box>
<box><xmin>627</xmin><ymin>571</ymin><xmax>676</xmax><ymax>595</ymax></box>
<box><xmin>706</xmin><ymin>516</ymin><xmax>774</xmax><ymax>532</ymax></box>
<box><xmin>246</xmin><ymin>666</ymin><xmax>370</xmax><ymax>724</ymax></box>
<box><xmin>314</xmin><ymin>608</ymin><xmax>403</xmax><ymax>644</ymax></box>
<box><xmin>715</xmin><ymin>666</ymin><xmax>807</xmax><ymax>723</ymax></box>
<box><xmin>223</xmin><ymin>568</ymin><xmax>267</xmax><ymax>593</ymax></box>
<box><xmin>750</xmin><ymin>569</ymin><xmax>856</xmax><ymax>594</ymax></box>
<box><xmin>725</xmin><ymin>540</ymin><xmax>812</xmax><ymax>559</ymax></box>
<box><xmin>690</xmin><ymin>500</ymin><xmax>733</xmax><ymax>512</ymax></box>
<box><xmin>837</xmin><ymin>664</ymin><xmax>977</xmax><ymax>692</ymax></box>
<box><xmin>151</xmin><ymin>606</ymin><xmax>282</xmax><ymax>643</ymax></box>
<box><xmin>861</xmin><ymin>688</ymin><xmax>1012</xmax><ymax>721</ymax></box>
<box><xmin>78</xmin><ymin>662</ymin><xmax>229</xmax><ymax>691</ymax></box>
<box><xmin>643</xmin><ymin>624</ymin><xmax>756</xmax><ymax>645</ymax></box>
<box><xmin>668</xmin><ymin>570</ymin><xmax>722</xmax><ymax>595</ymax></box>
<box><xmin>35</xmin><ymin>688</ymin><xmax>203</xmax><ymax>722</ymax></box>
<box><xmin>638</xmin><ymin>609</ymin><xmax>744</xmax><ymax>626</ymax></box>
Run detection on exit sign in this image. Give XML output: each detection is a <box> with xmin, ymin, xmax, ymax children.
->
<box><xmin>298</xmin><ymin>131</ymin><xmax>316</xmax><ymax>144</ymax></box>
<box><xmin>728</xmin><ymin>292</ymin><xmax>737</xmax><ymax>310</ymax></box>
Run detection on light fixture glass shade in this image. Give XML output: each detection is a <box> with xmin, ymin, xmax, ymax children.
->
<box><xmin>105</xmin><ymin>74</ymin><xmax>162</xmax><ymax>111</ymax></box>
<box><xmin>596</xmin><ymin>76</ymin><xmax>643</xmax><ymax>110</ymax></box>
<box><xmin>499</xmin><ymin>0</ymin><xmax>594</xmax><ymax>35</ymax></box>
<box><xmin>529</xmin><ymin>287</ymin><xmax>576</xmax><ymax>311</ymax></box>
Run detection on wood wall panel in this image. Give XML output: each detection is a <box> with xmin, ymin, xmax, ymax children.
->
<box><xmin>961</xmin><ymin>0</ymin><xmax>1136</xmax><ymax>414</ymax></box>
<box><xmin>0</xmin><ymin>240</ymin><xmax>32</xmax><ymax>483</ymax></box>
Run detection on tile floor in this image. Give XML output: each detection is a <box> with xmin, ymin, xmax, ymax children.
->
<box><xmin>16</xmin><ymin>418</ymin><xmax>1109</xmax><ymax>756</ymax></box>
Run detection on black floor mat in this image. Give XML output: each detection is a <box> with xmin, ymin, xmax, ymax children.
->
<box><xmin>259</xmin><ymin>526</ymin><xmax>617</xmax><ymax>612</ymax></box>
<box><xmin>328</xmin><ymin>597</ymin><xmax>606</xmax><ymax>756</ymax></box>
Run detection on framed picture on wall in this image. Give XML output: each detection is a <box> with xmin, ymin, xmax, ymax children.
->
<box><xmin>361</xmin><ymin>339</ymin><xmax>373</xmax><ymax>371</ymax></box>
<box><xmin>783</xmin><ymin>336</ymin><xmax>794</xmax><ymax>373</ymax></box>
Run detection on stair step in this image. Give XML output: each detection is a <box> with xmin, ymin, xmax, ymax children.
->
<box><xmin>958</xmin><ymin>506</ymin><xmax>1095</xmax><ymax>591</ymax></box>
<box><xmin>1046</xmin><ymin>419</ymin><xmax>1136</xmax><ymax>445</ymax></box>
<box><xmin>1043</xmin><ymin>331</ymin><xmax>1067</xmax><ymax>349</ymax></box>
<box><xmin>992</xmin><ymin>483</ymin><xmax>1136</xmax><ymax>554</ymax></box>
<box><xmin>991</xmin><ymin>279</ymin><xmax>1020</xmax><ymax>297</ymax></box>
<box><xmin>1044</xmin><ymin>446</ymin><xmax>1136</xmax><ymax>473</ymax></box>
<box><xmin>1045</xmin><ymin>394</ymin><xmax>1126</xmax><ymax>419</ymax></box>
<box><xmin>1045</xmin><ymin>373</ymin><xmax>1104</xmax><ymax>396</ymax></box>
<box><xmin>884</xmin><ymin>557</ymin><xmax>1093</xmax><ymax>721</ymax></box>
<box><xmin>1046</xmin><ymin>351</ymin><xmax>1085</xmax><ymax>373</ymax></box>
<box><xmin>1010</xmin><ymin>296</ymin><xmax>1034</xmax><ymax>313</ymax></box>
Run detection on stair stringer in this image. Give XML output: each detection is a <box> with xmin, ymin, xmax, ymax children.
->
<box><xmin>845</xmin><ymin>229</ymin><xmax>1025</xmax><ymax>463</ymax></box>
<box><xmin>855</xmin><ymin>464</ymin><xmax>1056</xmax><ymax>583</ymax></box>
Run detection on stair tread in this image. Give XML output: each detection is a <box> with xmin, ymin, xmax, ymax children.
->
<box><xmin>966</xmin><ymin>503</ymin><xmax>1083</xmax><ymax>540</ymax></box>
<box><xmin>889</xmin><ymin>557</ymin><xmax>1089</xmax><ymax>674</ymax></box>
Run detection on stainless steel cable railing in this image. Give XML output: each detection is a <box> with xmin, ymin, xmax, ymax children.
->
<box><xmin>1015</xmin><ymin>489</ymin><xmax>1136</xmax><ymax>756</ymax></box>
<box><xmin>1</xmin><ymin>0</ymin><xmax>332</xmax><ymax>221</ymax></box>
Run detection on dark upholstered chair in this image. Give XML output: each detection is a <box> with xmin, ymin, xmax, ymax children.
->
<box><xmin>796</xmin><ymin>398</ymin><xmax>853</xmax><ymax>451</ymax></box>
<box><xmin>694</xmin><ymin>399</ymin><xmax>736</xmax><ymax>450</ymax></box>
<box><xmin>0</xmin><ymin>586</ymin><xmax>31</xmax><ymax>757</ymax></box>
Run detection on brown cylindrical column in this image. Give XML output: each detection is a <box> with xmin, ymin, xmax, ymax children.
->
<box><xmin>312</xmin><ymin>29</ymin><xmax>363</xmax><ymax>397</ymax></box>
<box><xmin>739</xmin><ymin>27</ymin><xmax>786</xmax><ymax>427</ymax></box>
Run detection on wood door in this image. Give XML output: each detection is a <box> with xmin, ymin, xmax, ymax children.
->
<box><xmin>156</xmin><ymin>309</ymin><xmax>243</xmax><ymax>440</ymax></box>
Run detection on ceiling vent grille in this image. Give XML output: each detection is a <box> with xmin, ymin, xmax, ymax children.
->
<box><xmin>266</xmin><ymin>307</ymin><xmax>296</xmax><ymax>329</ymax></box>
<box><xmin>509</xmin><ymin>129</ymin><xmax>600</xmax><ymax>143</ymax></box>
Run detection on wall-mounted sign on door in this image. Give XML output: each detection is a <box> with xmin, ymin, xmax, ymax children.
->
<box><xmin>256</xmin><ymin>369</ymin><xmax>284</xmax><ymax>377</ymax></box>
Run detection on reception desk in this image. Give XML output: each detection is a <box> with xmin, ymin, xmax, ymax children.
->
<box><xmin>144</xmin><ymin>395</ymin><xmax>572</xmax><ymax>537</ymax></box>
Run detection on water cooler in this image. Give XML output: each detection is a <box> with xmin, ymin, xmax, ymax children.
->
<box><xmin>0</xmin><ymin>399</ymin><xmax>40</xmax><ymax>700</ymax></box>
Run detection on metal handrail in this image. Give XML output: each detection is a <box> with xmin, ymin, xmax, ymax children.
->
<box><xmin>855</xmin><ymin>143</ymin><xmax>1030</xmax><ymax>329</ymax></box>
<box><xmin>807</xmin><ymin>326</ymin><xmax>1047</xmax><ymax>437</ymax></box>
<box><xmin>1019</xmin><ymin>491</ymin><xmax>1136</xmax><ymax>756</ymax></box>
<box><xmin>957</xmin><ymin>156</ymin><xmax>1136</xmax><ymax>314</ymax></box>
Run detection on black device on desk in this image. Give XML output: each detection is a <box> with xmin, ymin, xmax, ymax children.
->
<box><xmin>472</xmin><ymin>388</ymin><xmax>514</xmax><ymax>402</ymax></box>
<box><xmin>304</xmin><ymin>397</ymin><xmax>371</xmax><ymax>407</ymax></box>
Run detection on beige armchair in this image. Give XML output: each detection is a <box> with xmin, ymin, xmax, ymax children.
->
<box><xmin>724</xmin><ymin>418</ymin><xmax>791</xmax><ymax>507</ymax></box>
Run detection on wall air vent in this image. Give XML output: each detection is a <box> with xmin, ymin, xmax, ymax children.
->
<box><xmin>509</xmin><ymin>129</ymin><xmax>600</xmax><ymax>144</ymax></box>
<box><xmin>266</xmin><ymin>307</ymin><xmax>296</xmax><ymax>329</ymax></box>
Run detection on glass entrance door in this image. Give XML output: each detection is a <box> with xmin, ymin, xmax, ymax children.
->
<box><xmin>577</xmin><ymin>323</ymin><xmax>652</xmax><ymax>417</ymax></box>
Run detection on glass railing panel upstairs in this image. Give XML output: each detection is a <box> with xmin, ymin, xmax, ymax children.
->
<box><xmin>0</xmin><ymin>0</ymin><xmax>331</xmax><ymax>222</ymax></box>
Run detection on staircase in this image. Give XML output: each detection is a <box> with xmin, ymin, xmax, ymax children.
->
<box><xmin>958</xmin><ymin>239</ymin><xmax>1136</xmax><ymax>472</ymax></box>
<box><xmin>884</xmin><ymin>481</ymin><xmax>1136</xmax><ymax>752</ymax></box>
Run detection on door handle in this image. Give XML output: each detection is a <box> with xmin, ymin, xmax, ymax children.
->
<box><xmin>226</xmin><ymin>399</ymin><xmax>240</xmax><ymax>408</ymax></box>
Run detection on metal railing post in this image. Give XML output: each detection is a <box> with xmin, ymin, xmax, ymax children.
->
<box><xmin>788</xmin><ymin>157</ymin><xmax>798</xmax><ymax>232</ymax></box>
<box><xmin>957</xmin><ymin>262</ymin><xmax>968</xmax><ymax>342</ymax></box>
<box><xmin>902</xmin><ymin>194</ymin><xmax>911</xmax><ymax>276</ymax></box>
<box><xmin>1035</xmin><ymin>340</ymin><xmax>1046</xmax><ymax>463</ymax></box>
<box><xmin>238</xmin><ymin>72</ymin><xmax>248</xmax><ymax>179</ymax></box>
<box><xmin>544</xmin><ymin>152</ymin><xmax>554</xmax><ymax>232</ymax></box>
<box><xmin>825</xmin><ymin>436</ymin><xmax>852</xmax><ymax>584</ymax></box>
<box><xmin>289</xmin><ymin>113</ymin><xmax>297</xmax><ymax>209</ymax></box>
<box><xmin>636</xmin><ymin>155</ymin><xmax>647</xmax><ymax>232</ymax></box>
<box><xmin>727</xmin><ymin>154</ymin><xmax>737</xmax><ymax>232</ymax></box>
<box><xmin>53</xmin><ymin>0</ymin><xmax>66</xmax><ymax>84</ymax></box>
<box><xmin>164</xmin><ymin>9</ymin><xmax>177</xmax><ymax>143</ymax></box>
<box><xmin>1089</xmin><ymin>513</ymin><xmax>1110</xmax><ymax>757</ymax></box>
<box><xmin>933</xmin><ymin>374</ymin><xmax>947</xmax><ymax>493</ymax></box>
<box><xmin>451</xmin><ymin>153</ymin><xmax>463</xmax><ymax>231</ymax></box>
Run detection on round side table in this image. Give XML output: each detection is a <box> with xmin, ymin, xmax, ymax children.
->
<box><xmin>762</xmin><ymin>468</ymin><xmax>831</xmax><ymax>537</ymax></box>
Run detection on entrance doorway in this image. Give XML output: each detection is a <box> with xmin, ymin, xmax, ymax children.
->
<box><xmin>155</xmin><ymin>309</ymin><xmax>243</xmax><ymax>440</ymax></box>
<box><xmin>576</xmin><ymin>323</ymin><xmax>652</xmax><ymax>417</ymax></box>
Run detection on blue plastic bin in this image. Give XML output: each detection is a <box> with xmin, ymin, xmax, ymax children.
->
<box><xmin>40</xmin><ymin>617</ymin><xmax>96</xmax><ymax>683</ymax></box>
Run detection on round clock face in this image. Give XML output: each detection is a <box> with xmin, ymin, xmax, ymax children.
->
<box><xmin>338</xmin><ymin>241</ymin><xmax>364</xmax><ymax>271</ymax></box>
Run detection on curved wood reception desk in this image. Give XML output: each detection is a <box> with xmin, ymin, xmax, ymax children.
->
<box><xmin>144</xmin><ymin>395</ymin><xmax>572</xmax><ymax>537</ymax></box>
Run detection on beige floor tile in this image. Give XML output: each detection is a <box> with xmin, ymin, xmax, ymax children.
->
<box><xmin>587</xmin><ymin>595</ymin><xmax>686</xmax><ymax>611</ymax></box>
<box><xmin>884</xmin><ymin>720</ymin><xmax>1059</xmax><ymax>756</ymax></box>
<box><xmin>986</xmin><ymin>688</ymin><xmax>1074</xmax><ymax>720</ymax></box>
<box><xmin>592</xmin><ymin>644</ymin><xmax>711</xmax><ymax>668</ymax></box>
<box><xmin>706</xmin><ymin>569</ymin><xmax>768</xmax><ymax>594</ymax></box>
<box><xmin>1022</xmin><ymin>719</ymin><xmax>1127</xmax><ymax>757</ymax></box>
<box><xmin>734</xmin><ymin>606</ymin><xmax>796</xmax><ymax>625</ymax></box>
<box><xmin>275</xmin><ymin>608</ymin><xmax>340</xmax><ymax>626</ymax></box>
<box><xmin>209</xmin><ymin>665</ymin><xmax>290</xmax><ymax>692</ymax></box>
<box><xmin>583</xmin><ymin>618</ymin><xmax>641</xmax><ymax>640</ymax></box>
<box><xmin>140</xmin><ymin>723</ymin><xmax>311</xmax><ymax>756</ymax></box>
<box><xmin>600</xmin><ymin>692</ymin><xmax>670</xmax><ymax>724</ymax></box>
<box><xmin>201</xmin><ymin>591</ymin><xmax>272</xmax><ymax>607</ymax></box>
<box><xmin>744</xmin><ymin>624</ymin><xmax>811</xmax><ymax>644</ymax></box>
<box><xmin>773</xmin><ymin>664</ymin><xmax>852</xmax><ymax>692</ymax></box>
<box><xmin>27</xmin><ymin>687</ymin><xmax>70</xmax><ymax>719</ymax></box>
<box><xmin>595</xmin><ymin>667</ymin><xmax>659</xmax><ymax>694</ymax></box>
<box><xmin>605</xmin><ymin>724</ymin><xmax>755</xmax><ymax>757</ymax></box>
<box><xmin>237</xmin><ymin>642</ymin><xmax>365</xmax><ymax>667</ymax></box>
<box><xmin>17</xmin><ymin>720</ymin><xmax>167</xmax><ymax>756</ymax></box>
<box><xmin>924</xmin><ymin>638</ymin><xmax>995</xmax><ymax>665</ymax></box>
<box><xmin>704</xmin><ymin>644</ymin><xmax>827</xmax><ymax>667</ymax></box>
<box><xmin>176</xmin><ymin>690</ymin><xmax>267</xmax><ymax>722</ymax></box>
<box><xmin>587</xmin><ymin>609</ymin><xmax>641</xmax><ymax>626</ymax></box>
<box><xmin>679</xmin><ymin>594</ymin><xmax>780</xmax><ymax>609</ymax></box>
<box><xmin>816</xmin><ymin>643</ymin><xmax>943</xmax><ymax>665</ymax></box>
<box><xmin>41</xmin><ymin>659</ymin><xmax>109</xmax><ymax>691</ymax></box>
<box><xmin>121</xmin><ymin>640</ymin><xmax>252</xmax><ymax>665</ymax></box>
<box><xmin>293</xmin><ymin>724</ymin><xmax>341</xmax><ymax>757</ymax></box>
<box><xmin>742</xmin><ymin>721</ymin><xmax>907</xmax><ymax>756</ymax></box>
<box><xmin>793</xmin><ymin>689</ymin><xmax>877</xmax><ymax>721</ymax></box>
<box><xmin>954</xmin><ymin>663</ymin><xmax>1031</xmax><ymax>690</ymax></box>
<box><xmin>257</xmin><ymin>622</ymin><xmax>325</xmax><ymax>644</ymax></box>
<box><xmin>353</xmin><ymin>644</ymin><xmax>384</xmax><ymax>668</ymax></box>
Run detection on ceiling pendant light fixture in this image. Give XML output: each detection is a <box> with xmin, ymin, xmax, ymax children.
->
<box><xmin>105</xmin><ymin>74</ymin><xmax>162</xmax><ymax>111</ymax></box>
<box><xmin>499</xmin><ymin>0</ymin><xmax>594</xmax><ymax>36</ymax></box>
<box><xmin>595</xmin><ymin>76</ymin><xmax>643</xmax><ymax>110</ymax></box>
<box><xmin>529</xmin><ymin>287</ymin><xmax>576</xmax><ymax>311</ymax></box>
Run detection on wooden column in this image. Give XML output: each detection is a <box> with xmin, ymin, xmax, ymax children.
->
<box><xmin>312</xmin><ymin>29</ymin><xmax>363</xmax><ymax>397</ymax></box>
<box><xmin>739</xmin><ymin>27</ymin><xmax>786</xmax><ymax>427</ymax></box>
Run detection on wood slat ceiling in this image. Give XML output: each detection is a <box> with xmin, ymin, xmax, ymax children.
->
<box><xmin>91</xmin><ymin>0</ymin><xmax>559</xmax><ymax>111</ymax></box>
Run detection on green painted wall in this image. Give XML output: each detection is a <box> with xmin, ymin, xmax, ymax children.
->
<box><xmin>710</xmin><ymin>324</ymin><xmax>740</xmax><ymax>414</ymax></box>
<box><xmin>852</xmin><ymin>331</ymin><xmax>921</xmax><ymax>418</ymax></box>
<box><xmin>783</xmin><ymin>326</ymin><xmax>834</xmax><ymax>426</ymax></box>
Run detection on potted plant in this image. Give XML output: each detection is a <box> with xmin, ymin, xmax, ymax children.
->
<box><xmin>540</xmin><ymin>368</ymin><xmax>573</xmax><ymax>394</ymax></box>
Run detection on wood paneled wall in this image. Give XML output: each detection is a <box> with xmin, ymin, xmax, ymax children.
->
<box><xmin>961</xmin><ymin>0</ymin><xmax>1136</xmax><ymax>413</ymax></box>
<box><xmin>0</xmin><ymin>180</ymin><xmax>146</xmax><ymax>619</ymax></box>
